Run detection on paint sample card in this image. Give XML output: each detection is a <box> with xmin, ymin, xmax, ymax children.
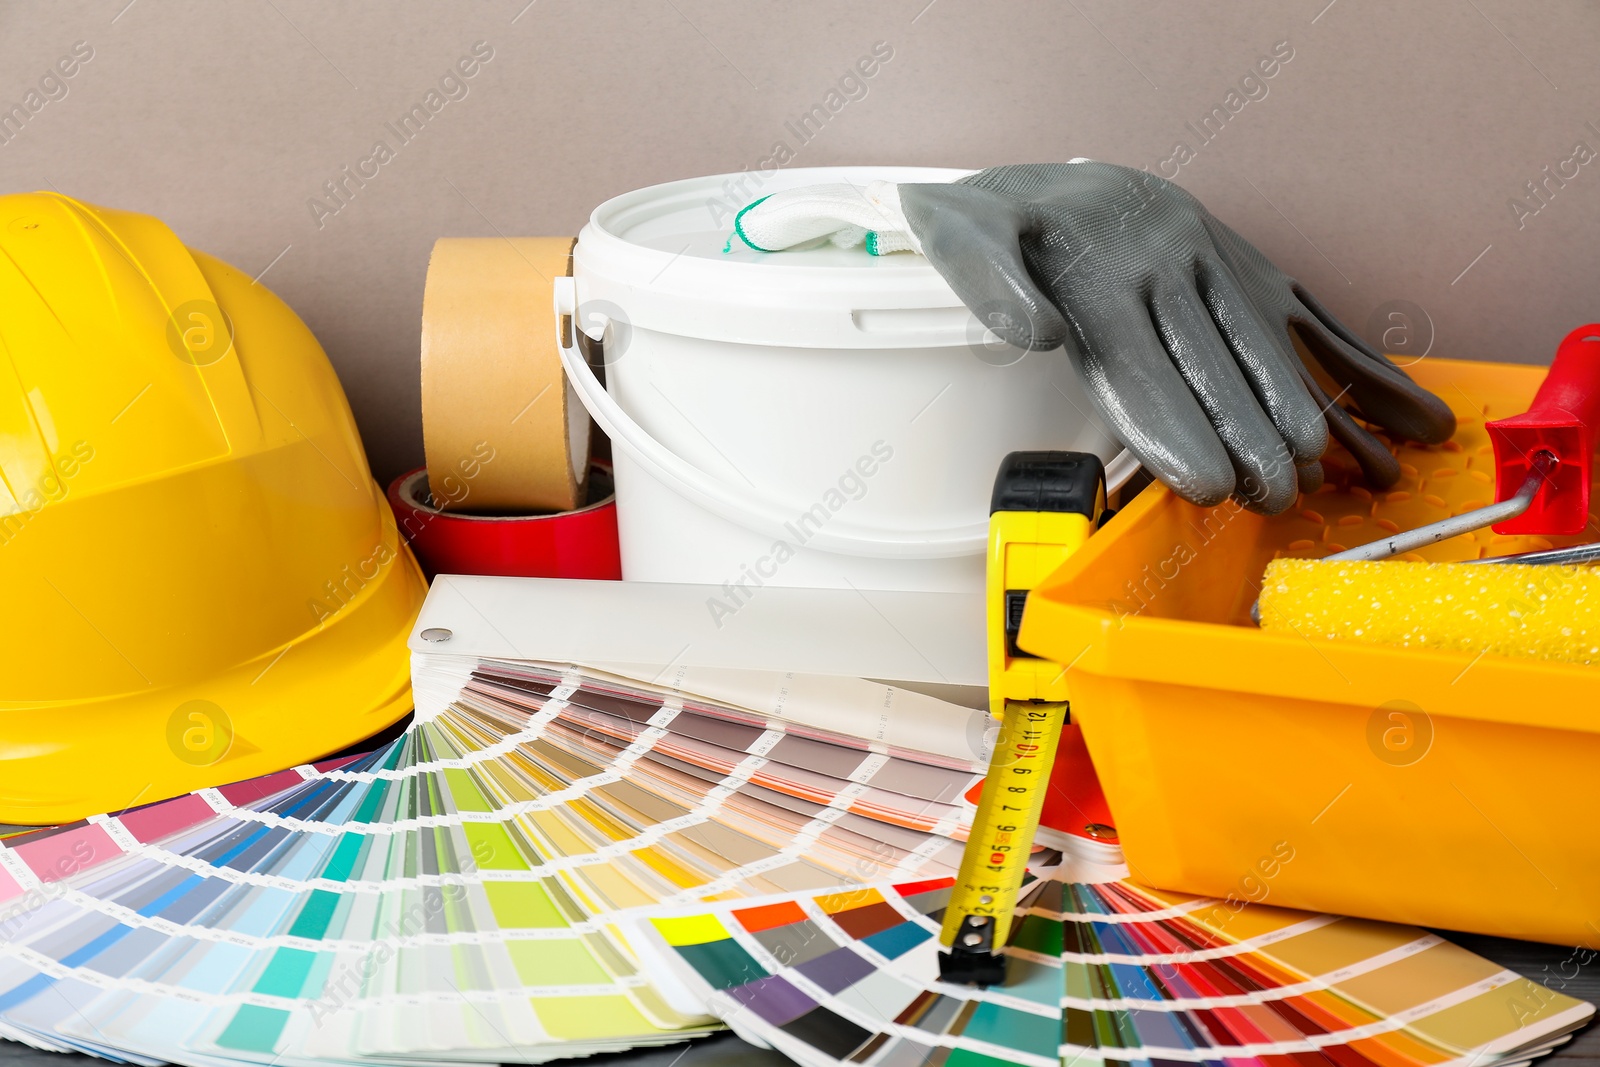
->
<box><xmin>470</xmin><ymin>662</ymin><xmax>988</xmax><ymax>834</ymax></box>
<box><xmin>631</xmin><ymin>863</ymin><xmax>1593</xmax><ymax>1067</ymax></box>
<box><xmin>0</xmin><ymin>666</ymin><xmax>998</xmax><ymax>1065</ymax></box>
<box><xmin>423</xmin><ymin>658</ymin><xmax>1123</xmax><ymax>854</ymax></box>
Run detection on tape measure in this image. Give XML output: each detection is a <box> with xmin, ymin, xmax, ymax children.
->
<box><xmin>938</xmin><ymin>451</ymin><xmax>1105</xmax><ymax>987</ymax></box>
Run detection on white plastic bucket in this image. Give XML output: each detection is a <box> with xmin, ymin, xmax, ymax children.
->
<box><xmin>556</xmin><ymin>166</ymin><xmax>1133</xmax><ymax>593</ymax></box>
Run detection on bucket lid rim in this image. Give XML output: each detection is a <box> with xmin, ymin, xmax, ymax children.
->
<box><xmin>582</xmin><ymin>165</ymin><xmax>978</xmax><ymax>278</ymax></box>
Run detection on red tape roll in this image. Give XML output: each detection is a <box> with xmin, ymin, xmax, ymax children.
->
<box><xmin>387</xmin><ymin>461</ymin><xmax>621</xmax><ymax>580</ymax></box>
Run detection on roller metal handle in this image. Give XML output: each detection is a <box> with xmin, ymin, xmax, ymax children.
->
<box><xmin>1488</xmin><ymin>324</ymin><xmax>1600</xmax><ymax>535</ymax></box>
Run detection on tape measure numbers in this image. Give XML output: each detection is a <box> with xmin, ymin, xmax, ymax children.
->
<box><xmin>939</xmin><ymin>698</ymin><xmax>1068</xmax><ymax>981</ymax></box>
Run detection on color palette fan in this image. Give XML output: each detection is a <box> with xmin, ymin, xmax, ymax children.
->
<box><xmin>0</xmin><ymin>664</ymin><xmax>1015</xmax><ymax>1065</ymax></box>
<box><xmin>0</xmin><ymin>663</ymin><xmax>1585</xmax><ymax>1067</ymax></box>
<box><xmin>631</xmin><ymin>861</ymin><xmax>1593</xmax><ymax>1067</ymax></box>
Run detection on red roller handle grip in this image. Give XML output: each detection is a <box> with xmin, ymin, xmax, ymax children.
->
<box><xmin>1487</xmin><ymin>323</ymin><xmax>1600</xmax><ymax>535</ymax></box>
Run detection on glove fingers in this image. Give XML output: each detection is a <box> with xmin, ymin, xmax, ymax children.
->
<box><xmin>1291</xmin><ymin>287</ymin><xmax>1456</xmax><ymax>444</ymax></box>
<box><xmin>1149</xmin><ymin>282</ymin><xmax>1300</xmax><ymax>514</ymax></box>
<box><xmin>1294</xmin><ymin>361</ymin><xmax>1403</xmax><ymax>489</ymax></box>
<box><xmin>897</xmin><ymin>183</ymin><xmax>1069</xmax><ymax>351</ymax></box>
<box><xmin>1297</xmin><ymin>461</ymin><xmax>1325</xmax><ymax>493</ymax></box>
<box><xmin>1196</xmin><ymin>256</ymin><xmax>1328</xmax><ymax>465</ymax></box>
<box><xmin>1066</xmin><ymin>297</ymin><xmax>1237</xmax><ymax>507</ymax></box>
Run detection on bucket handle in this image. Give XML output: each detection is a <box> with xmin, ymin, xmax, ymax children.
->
<box><xmin>554</xmin><ymin>277</ymin><xmax>991</xmax><ymax>558</ymax></box>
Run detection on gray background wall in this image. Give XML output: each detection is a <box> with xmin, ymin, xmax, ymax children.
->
<box><xmin>3</xmin><ymin>0</ymin><xmax>1596</xmax><ymax>485</ymax></box>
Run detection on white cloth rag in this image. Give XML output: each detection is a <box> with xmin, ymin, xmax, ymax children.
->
<box><xmin>730</xmin><ymin>180</ymin><xmax>921</xmax><ymax>256</ymax></box>
<box><xmin>729</xmin><ymin>163</ymin><xmax>1098</xmax><ymax>257</ymax></box>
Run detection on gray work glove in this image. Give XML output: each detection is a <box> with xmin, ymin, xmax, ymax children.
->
<box><xmin>733</xmin><ymin>162</ymin><xmax>1456</xmax><ymax>513</ymax></box>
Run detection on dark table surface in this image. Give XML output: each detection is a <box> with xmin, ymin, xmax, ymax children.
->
<box><xmin>0</xmin><ymin>930</ymin><xmax>1594</xmax><ymax>1067</ymax></box>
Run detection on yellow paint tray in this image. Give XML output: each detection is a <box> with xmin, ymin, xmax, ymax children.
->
<box><xmin>1020</xmin><ymin>357</ymin><xmax>1600</xmax><ymax>946</ymax></box>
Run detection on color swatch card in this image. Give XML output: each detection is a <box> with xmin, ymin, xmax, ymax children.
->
<box><xmin>413</xmin><ymin>651</ymin><xmax>996</xmax><ymax>776</ymax></box>
<box><xmin>0</xmin><ymin>665</ymin><xmax>1008</xmax><ymax>1066</ymax></box>
<box><xmin>463</xmin><ymin>661</ymin><xmax>990</xmax><ymax>837</ymax></box>
<box><xmin>426</xmin><ymin>659</ymin><xmax>1122</xmax><ymax>856</ymax></box>
<box><xmin>0</xmin><ymin>742</ymin><xmax>699</xmax><ymax>1066</ymax></box>
<box><xmin>631</xmin><ymin>861</ymin><xmax>1593</xmax><ymax>1067</ymax></box>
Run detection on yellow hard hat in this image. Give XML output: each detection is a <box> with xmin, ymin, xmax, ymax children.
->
<box><xmin>0</xmin><ymin>193</ymin><xmax>426</xmax><ymax>825</ymax></box>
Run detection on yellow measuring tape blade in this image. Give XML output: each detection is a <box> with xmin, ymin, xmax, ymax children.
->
<box><xmin>939</xmin><ymin>699</ymin><xmax>1068</xmax><ymax>954</ymax></box>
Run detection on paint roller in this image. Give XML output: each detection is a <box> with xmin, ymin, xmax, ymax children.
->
<box><xmin>1256</xmin><ymin>324</ymin><xmax>1600</xmax><ymax>665</ymax></box>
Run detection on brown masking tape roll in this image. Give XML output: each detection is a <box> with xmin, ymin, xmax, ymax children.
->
<box><xmin>420</xmin><ymin>237</ymin><xmax>591</xmax><ymax>513</ymax></box>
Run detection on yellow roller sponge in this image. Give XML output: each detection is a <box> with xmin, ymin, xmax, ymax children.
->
<box><xmin>1258</xmin><ymin>558</ymin><xmax>1600</xmax><ymax>666</ymax></box>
